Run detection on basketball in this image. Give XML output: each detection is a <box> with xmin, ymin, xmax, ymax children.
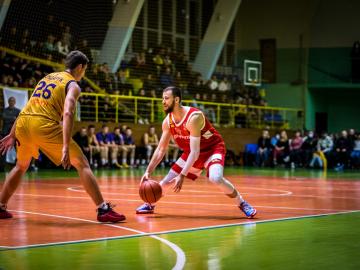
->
<box><xmin>139</xmin><ymin>180</ymin><xmax>162</xmax><ymax>204</ymax></box>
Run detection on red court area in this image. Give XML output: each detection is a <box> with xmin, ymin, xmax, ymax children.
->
<box><xmin>1</xmin><ymin>175</ymin><xmax>360</xmax><ymax>248</ymax></box>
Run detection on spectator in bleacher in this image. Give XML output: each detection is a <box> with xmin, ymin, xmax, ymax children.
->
<box><xmin>120</xmin><ymin>124</ymin><xmax>127</xmax><ymax>136</ymax></box>
<box><xmin>143</xmin><ymin>73</ymin><xmax>157</xmax><ymax>93</ymax></box>
<box><xmin>142</xmin><ymin>126</ymin><xmax>159</xmax><ymax>164</ymax></box>
<box><xmin>116</xmin><ymin>68</ymin><xmax>133</xmax><ymax>95</ymax></box>
<box><xmin>190</xmin><ymin>92</ymin><xmax>205</xmax><ymax>111</ymax></box>
<box><xmin>62</xmin><ymin>26</ymin><xmax>73</xmax><ymax>48</ymax></box>
<box><xmin>218</xmin><ymin>77</ymin><xmax>231</xmax><ymax>92</ymax></box>
<box><xmin>112</xmin><ymin>127</ymin><xmax>129</xmax><ymax>168</ymax></box>
<box><xmin>160</xmin><ymin>67</ymin><xmax>174</xmax><ymax>88</ymax></box>
<box><xmin>164</xmin><ymin>137</ymin><xmax>180</xmax><ymax>167</ymax></box>
<box><xmin>188</xmin><ymin>73</ymin><xmax>206</xmax><ymax>94</ymax></box>
<box><xmin>122</xmin><ymin>127</ymin><xmax>136</xmax><ymax>167</ymax></box>
<box><xmin>289</xmin><ymin>131</ymin><xmax>304</xmax><ymax>168</ymax></box>
<box><xmin>273</xmin><ymin>130</ymin><xmax>290</xmax><ymax>166</ymax></box>
<box><xmin>137</xmin><ymin>88</ymin><xmax>150</xmax><ymax>124</ymax></box>
<box><xmin>219</xmin><ymin>94</ymin><xmax>232</xmax><ymax>126</ymax></box>
<box><xmin>1</xmin><ymin>96</ymin><xmax>21</xmax><ymax>166</ymax></box>
<box><xmin>163</xmin><ymin>55</ymin><xmax>173</xmax><ymax>69</ymax></box>
<box><xmin>350</xmin><ymin>133</ymin><xmax>360</xmax><ymax>168</ymax></box>
<box><xmin>333</xmin><ymin>130</ymin><xmax>352</xmax><ymax>171</ymax></box>
<box><xmin>96</xmin><ymin>125</ymin><xmax>112</xmax><ymax>167</ymax></box>
<box><xmin>202</xmin><ymin>93</ymin><xmax>216</xmax><ymax>124</ymax></box>
<box><xmin>348</xmin><ymin>128</ymin><xmax>356</xmax><ymax>146</ymax></box>
<box><xmin>174</xmin><ymin>71</ymin><xmax>187</xmax><ymax>89</ymax></box>
<box><xmin>256</xmin><ymin>129</ymin><xmax>272</xmax><ymax>167</ymax></box>
<box><xmin>174</xmin><ymin>52</ymin><xmax>188</xmax><ymax>74</ymax></box>
<box><xmin>77</xmin><ymin>39</ymin><xmax>93</xmax><ymax>65</ymax></box>
<box><xmin>3</xmin><ymin>26</ymin><xmax>19</xmax><ymax>49</ymax></box>
<box><xmin>301</xmin><ymin>130</ymin><xmax>318</xmax><ymax>167</ymax></box>
<box><xmin>208</xmin><ymin>75</ymin><xmax>218</xmax><ymax>91</ymax></box>
<box><xmin>43</xmin><ymin>15</ymin><xmax>57</xmax><ymax>41</ymax></box>
<box><xmin>73</xmin><ymin>127</ymin><xmax>90</xmax><ymax>161</ymax></box>
<box><xmin>43</xmin><ymin>34</ymin><xmax>56</xmax><ymax>56</ymax></box>
<box><xmin>309</xmin><ymin>132</ymin><xmax>333</xmax><ymax>169</ymax></box>
<box><xmin>98</xmin><ymin>63</ymin><xmax>115</xmax><ymax>93</ymax></box>
<box><xmin>19</xmin><ymin>29</ymin><xmax>31</xmax><ymax>54</ymax></box>
<box><xmin>56</xmin><ymin>37</ymin><xmax>70</xmax><ymax>57</ymax></box>
<box><xmin>2</xmin><ymin>97</ymin><xmax>20</xmax><ymax>137</ymax></box>
<box><xmin>152</xmin><ymin>52</ymin><xmax>164</xmax><ymax>73</ymax></box>
<box><xmin>87</xmin><ymin>125</ymin><xmax>101</xmax><ymax>168</ymax></box>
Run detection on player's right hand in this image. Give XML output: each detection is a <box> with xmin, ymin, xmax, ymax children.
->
<box><xmin>140</xmin><ymin>171</ymin><xmax>150</xmax><ymax>185</ymax></box>
<box><xmin>61</xmin><ymin>147</ymin><xmax>71</xmax><ymax>170</ymax></box>
<box><xmin>0</xmin><ymin>135</ymin><xmax>15</xmax><ymax>155</ymax></box>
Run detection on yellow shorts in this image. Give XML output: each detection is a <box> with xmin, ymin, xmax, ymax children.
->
<box><xmin>15</xmin><ymin>116</ymin><xmax>84</xmax><ymax>166</ymax></box>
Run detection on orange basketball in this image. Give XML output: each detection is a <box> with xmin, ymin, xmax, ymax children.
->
<box><xmin>139</xmin><ymin>180</ymin><xmax>162</xmax><ymax>204</ymax></box>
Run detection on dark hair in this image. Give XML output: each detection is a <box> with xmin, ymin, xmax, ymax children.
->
<box><xmin>114</xmin><ymin>127</ymin><xmax>120</xmax><ymax>131</ymax></box>
<box><xmin>163</xmin><ymin>86</ymin><xmax>182</xmax><ymax>102</ymax></box>
<box><xmin>65</xmin><ymin>50</ymin><xmax>89</xmax><ymax>70</ymax></box>
<box><xmin>88</xmin><ymin>124</ymin><xmax>95</xmax><ymax>129</ymax></box>
<box><xmin>102</xmin><ymin>124</ymin><xmax>108</xmax><ymax>129</ymax></box>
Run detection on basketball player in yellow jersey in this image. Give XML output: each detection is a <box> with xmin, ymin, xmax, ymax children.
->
<box><xmin>0</xmin><ymin>51</ymin><xmax>125</xmax><ymax>222</ymax></box>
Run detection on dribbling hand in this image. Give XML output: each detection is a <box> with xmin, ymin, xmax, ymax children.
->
<box><xmin>140</xmin><ymin>171</ymin><xmax>150</xmax><ymax>185</ymax></box>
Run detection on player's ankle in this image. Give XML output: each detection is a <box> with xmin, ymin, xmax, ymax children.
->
<box><xmin>97</xmin><ymin>202</ymin><xmax>109</xmax><ymax>211</ymax></box>
<box><xmin>0</xmin><ymin>203</ymin><xmax>7</xmax><ymax>210</ymax></box>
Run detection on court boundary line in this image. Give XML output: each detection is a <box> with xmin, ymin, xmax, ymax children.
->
<box><xmin>2</xmin><ymin>209</ymin><xmax>359</xmax><ymax>251</ymax></box>
<box><xmin>14</xmin><ymin>192</ymin><xmax>359</xmax><ymax>212</ymax></box>
<box><xmin>2</xmin><ymin>210</ymin><xmax>186</xmax><ymax>270</ymax></box>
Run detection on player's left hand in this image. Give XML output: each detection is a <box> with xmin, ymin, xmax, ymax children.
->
<box><xmin>0</xmin><ymin>135</ymin><xmax>15</xmax><ymax>155</ymax></box>
<box><xmin>61</xmin><ymin>147</ymin><xmax>71</xmax><ymax>170</ymax></box>
<box><xmin>173</xmin><ymin>174</ymin><xmax>185</xmax><ymax>193</ymax></box>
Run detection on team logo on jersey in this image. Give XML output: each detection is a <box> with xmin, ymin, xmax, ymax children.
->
<box><xmin>202</xmin><ymin>130</ymin><xmax>213</xmax><ymax>139</ymax></box>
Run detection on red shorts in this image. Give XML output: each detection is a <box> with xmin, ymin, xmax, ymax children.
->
<box><xmin>171</xmin><ymin>142</ymin><xmax>226</xmax><ymax>180</ymax></box>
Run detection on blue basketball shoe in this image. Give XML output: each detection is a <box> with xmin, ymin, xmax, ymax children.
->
<box><xmin>239</xmin><ymin>201</ymin><xmax>257</xmax><ymax>218</ymax></box>
<box><xmin>136</xmin><ymin>203</ymin><xmax>155</xmax><ymax>214</ymax></box>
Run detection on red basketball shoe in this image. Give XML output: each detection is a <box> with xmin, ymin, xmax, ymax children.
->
<box><xmin>0</xmin><ymin>205</ymin><xmax>13</xmax><ymax>219</ymax></box>
<box><xmin>97</xmin><ymin>203</ymin><xmax>126</xmax><ymax>222</ymax></box>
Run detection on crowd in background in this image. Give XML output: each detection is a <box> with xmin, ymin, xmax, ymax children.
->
<box><xmin>246</xmin><ymin>128</ymin><xmax>360</xmax><ymax>171</ymax></box>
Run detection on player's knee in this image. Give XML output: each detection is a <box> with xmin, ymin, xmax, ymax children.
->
<box><xmin>16</xmin><ymin>162</ymin><xmax>30</xmax><ymax>172</ymax></box>
<box><xmin>208</xmin><ymin>163</ymin><xmax>224</xmax><ymax>184</ymax></box>
<box><xmin>71</xmin><ymin>156</ymin><xmax>89</xmax><ymax>169</ymax></box>
<box><xmin>208</xmin><ymin>173</ymin><xmax>223</xmax><ymax>184</ymax></box>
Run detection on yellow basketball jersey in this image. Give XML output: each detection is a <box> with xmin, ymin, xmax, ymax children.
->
<box><xmin>20</xmin><ymin>72</ymin><xmax>76</xmax><ymax>122</ymax></box>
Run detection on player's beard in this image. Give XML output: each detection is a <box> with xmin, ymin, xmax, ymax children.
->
<box><xmin>164</xmin><ymin>100</ymin><xmax>175</xmax><ymax>114</ymax></box>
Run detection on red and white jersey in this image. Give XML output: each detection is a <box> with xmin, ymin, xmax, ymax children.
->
<box><xmin>166</xmin><ymin>106</ymin><xmax>224</xmax><ymax>153</ymax></box>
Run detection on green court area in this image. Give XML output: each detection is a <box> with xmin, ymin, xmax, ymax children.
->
<box><xmin>1</xmin><ymin>211</ymin><xmax>359</xmax><ymax>269</ymax></box>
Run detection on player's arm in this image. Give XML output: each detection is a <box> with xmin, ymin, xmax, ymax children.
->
<box><xmin>172</xmin><ymin>114</ymin><xmax>202</xmax><ymax>192</ymax></box>
<box><xmin>62</xmin><ymin>82</ymin><xmax>80</xmax><ymax>169</ymax></box>
<box><xmin>142</xmin><ymin>119</ymin><xmax>171</xmax><ymax>182</ymax></box>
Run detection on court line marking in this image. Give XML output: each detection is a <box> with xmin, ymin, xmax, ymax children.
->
<box><xmin>14</xmin><ymin>192</ymin><xmax>358</xmax><ymax>212</ymax></box>
<box><xmin>2</xmin><ymin>209</ymin><xmax>186</xmax><ymax>270</ymax></box>
<box><xmin>67</xmin><ymin>186</ymin><xmax>293</xmax><ymax>197</ymax></box>
<box><xmin>2</xmin><ymin>209</ymin><xmax>359</xmax><ymax>251</ymax></box>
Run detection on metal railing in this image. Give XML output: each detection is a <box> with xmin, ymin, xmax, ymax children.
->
<box><xmin>0</xmin><ymin>87</ymin><xmax>303</xmax><ymax>130</ymax></box>
<box><xmin>77</xmin><ymin>92</ymin><xmax>304</xmax><ymax>130</ymax></box>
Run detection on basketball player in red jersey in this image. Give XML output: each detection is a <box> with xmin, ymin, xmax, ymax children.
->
<box><xmin>136</xmin><ymin>86</ymin><xmax>257</xmax><ymax>218</ymax></box>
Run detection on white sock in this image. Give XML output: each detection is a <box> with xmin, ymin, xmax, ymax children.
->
<box><xmin>97</xmin><ymin>202</ymin><xmax>108</xmax><ymax>210</ymax></box>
